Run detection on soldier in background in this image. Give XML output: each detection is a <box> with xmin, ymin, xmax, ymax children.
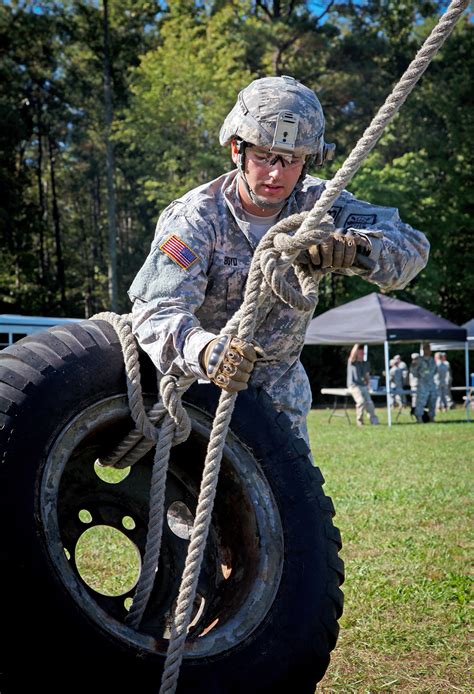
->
<box><xmin>442</xmin><ymin>353</ymin><xmax>454</xmax><ymax>409</ymax></box>
<box><xmin>394</xmin><ymin>353</ymin><xmax>409</xmax><ymax>389</ymax></box>
<box><xmin>435</xmin><ymin>351</ymin><xmax>453</xmax><ymax>412</ymax></box>
<box><xmin>409</xmin><ymin>352</ymin><xmax>420</xmax><ymax>415</ymax></box>
<box><xmin>128</xmin><ymin>75</ymin><xmax>429</xmax><ymax>448</ymax></box>
<box><xmin>389</xmin><ymin>356</ymin><xmax>405</xmax><ymax>411</ymax></box>
<box><xmin>411</xmin><ymin>343</ymin><xmax>437</xmax><ymax>422</ymax></box>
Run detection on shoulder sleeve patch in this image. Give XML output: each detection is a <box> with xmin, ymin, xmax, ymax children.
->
<box><xmin>160</xmin><ymin>234</ymin><xmax>199</xmax><ymax>270</ymax></box>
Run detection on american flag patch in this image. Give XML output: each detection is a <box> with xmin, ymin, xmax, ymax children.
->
<box><xmin>160</xmin><ymin>234</ymin><xmax>199</xmax><ymax>270</ymax></box>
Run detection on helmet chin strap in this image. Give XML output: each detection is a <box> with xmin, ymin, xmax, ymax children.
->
<box><xmin>239</xmin><ymin>171</ymin><xmax>285</xmax><ymax>211</ymax></box>
<box><xmin>235</xmin><ymin>140</ymin><xmax>315</xmax><ymax>212</ymax></box>
<box><xmin>236</xmin><ymin>141</ymin><xmax>285</xmax><ymax>212</ymax></box>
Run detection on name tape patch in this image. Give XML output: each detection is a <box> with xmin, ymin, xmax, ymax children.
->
<box><xmin>345</xmin><ymin>213</ymin><xmax>377</xmax><ymax>228</ymax></box>
<box><xmin>160</xmin><ymin>234</ymin><xmax>199</xmax><ymax>270</ymax></box>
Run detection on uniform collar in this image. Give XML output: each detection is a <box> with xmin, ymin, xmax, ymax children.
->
<box><xmin>223</xmin><ymin>171</ymin><xmax>302</xmax><ymax>247</ymax></box>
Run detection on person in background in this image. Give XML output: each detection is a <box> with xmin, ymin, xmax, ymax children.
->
<box><xmin>411</xmin><ymin>342</ymin><xmax>437</xmax><ymax>423</ymax></box>
<box><xmin>435</xmin><ymin>351</ymin><xmax>453</xmax><ymax>412</ymax></box>
<box><xmin>442</xmin><ymin>352</ymin><xmax>454</xmax><ymax>409</ymax></box>
<box><xmin>394</xmin><ymin>353</ymin><xmax>409</xmax><ymax>389</ymax></box>
<box><xmin>389</xmin><ymin>356</ymin><xmax>405</xmax><ymax>411</ymax></box>
<box><xmin>409</xmin><ymin>352</ymin><xmax>420</xmax><ymax>415</ymax></box>
<box><xmin>347</xmin><ymin>344</ymin><xmax>379</xmax><ymax>426</ymax></box>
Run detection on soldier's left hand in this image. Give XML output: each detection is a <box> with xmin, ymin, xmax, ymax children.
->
<box><xmin>308</xmin><ymin>229</ymin><xmax>372</xmax><ymax>269</ymax></box>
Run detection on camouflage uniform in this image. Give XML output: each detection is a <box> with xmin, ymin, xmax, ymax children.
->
<box><xmin>435</xmin><ymin>359</ymin><xmax>452</xmax><ymax>411</ymax></box>
<box><xmin>129</xmin><ymin>169</ymin><xmax>429</xmax><ymax>443</ymax></box>
<box><xmin>409</xmin><ymin>354</ymin><xmax>420</xmax><ymax>409</ymax></box>
<box><xmin>389</xmin><ymin>362</ymin><xmax>405</xmax><ymax>408</ymax></box>
<box><xmin>412</xmin><ymin>355</ymin><xmax>437</xmax><ymax>420</ymax></box>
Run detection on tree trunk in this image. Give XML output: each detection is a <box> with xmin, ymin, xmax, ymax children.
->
<box><xmin>102</xmin><ymin>0</ymin><xmax>118</xmax><ymax>312</ymax></box>
<box><xmin>48</xmin><ymin>135</ymin><xmax>66</xmax><ymax>308</ymax></box>
<box><xmin>35</xmin><ymin>102</ymin><xmax>46</xmax><ymax>287</ymax></box>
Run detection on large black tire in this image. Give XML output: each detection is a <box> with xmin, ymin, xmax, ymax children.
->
<box><xmin>0</xmin><ymin>320</ymin><xmax>344</xmax><ymax>694</ymax></box>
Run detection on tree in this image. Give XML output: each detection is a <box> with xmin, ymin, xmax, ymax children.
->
<box><xmin>349</xmin><ymin>18</ymin><xmax>473</xmax><ymax>324</ymax></box>
<box><xmin>116</xmin><ymin>0</ymin><xmax>253</xmax><ymax>290</ymax></box>
<box><xmin>0</xmin><ymin>2</ymin><xmax>65</xmax><ymax>313</ymax></box>
<box><xmin>59</xmin><ymin>0</ymin><xmax>163</xmax><ymax>313</ymax></box>
<box><xmin>102</xmin><ymin>0</ymin><xmax>118</xmax><ymax>311</ymax></box>
<box><xmin>1</xmin><ymin>0</ymin><xmax>470</xmax><ymax>326</ymax></box>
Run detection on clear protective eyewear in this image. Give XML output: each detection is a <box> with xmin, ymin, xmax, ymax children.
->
<box><xmin>246</xmin><ymin>146</ymin><xmax>306</xmax><ymax>169</ymax></box>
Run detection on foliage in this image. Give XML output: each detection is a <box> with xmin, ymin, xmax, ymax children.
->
<box><xmin>348</xmin><ymin>20</ymin><xmax>474</xmax><ymax>324</ymax></box>
<box><xmin>0</xmin><ymin>1</ymin><xmax>471</xmax><ymax>328</ymax></box>
<box><xmin>118</xmin><ymin>1</ymin><xmax>252</xmax><ymax>210</ymax></box>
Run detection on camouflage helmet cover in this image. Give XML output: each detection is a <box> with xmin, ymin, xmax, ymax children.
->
<box><xmin>219</xmin><ymin>75</ymin><xmax>327</xmax><ymax>159</ymax></box>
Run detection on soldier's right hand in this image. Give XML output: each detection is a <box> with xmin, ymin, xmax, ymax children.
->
<box><xmin>200</xmin><ymin>334</ymin><xmax>259</xmax><ymax>393</ymax></box>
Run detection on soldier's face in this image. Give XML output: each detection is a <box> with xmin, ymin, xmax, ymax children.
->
<box><xmin>232</xmin><ymin>142</ymin><xmax>304</xmax><ymax>216</ymax></box>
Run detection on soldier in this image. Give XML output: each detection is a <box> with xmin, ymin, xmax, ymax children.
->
<box><xmin>441</xmin><ymin>352</ymin><xmax>454</xmax><ymax>409</ymax></box>
<box><xmin>389</xmin><ymin>356</ymin><xmax>405</xmax><ymax>410</ymax></box>
<box><xmin>394</xmin><ymin>353</ymin><xmax>409</xmax><ymax>389</ymax></box>
<box><xmin>435</xmin><ymin>351</ymin><xmax>452</xmax><ymax>412</ymax></box>
<box><xmin>128</xmin><ymin>75</ymin><xmax>430</xmax><ymax>447</ymax></box>
<box><xmin>348</xmin><ymin>344</ymin><xmax>379</xmax><ymax>426</ymax></box>
<box><xmin>411</xmin><ymin>342</ymin><xmax>437</xmax><ymax>422</ymax></box>
<box><xmin>409</xmin><ymin>352</ymin><xmax>420</xmax><ymax>414</ymax></box>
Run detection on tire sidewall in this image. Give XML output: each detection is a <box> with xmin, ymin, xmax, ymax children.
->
<box><xmin>0</xmin><ymin>323</ymin><xmax>342</xmax><ymax>693</ymax></box>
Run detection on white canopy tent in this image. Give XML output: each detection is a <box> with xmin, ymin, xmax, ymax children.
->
<box><xmin>431</xmin><ymin>318</ymin><xmax>474</xmax><ymax>415</ymax></box>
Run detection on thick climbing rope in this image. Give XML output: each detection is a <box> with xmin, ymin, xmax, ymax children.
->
<box><xmin>92</xmin><ymin>311</ymin><xmax>194</xmax><ymax>629</ymax></box>
<box><xmin>92</xmin><ymin>2</ymin><xmax>468</xmax><ymax>691</ymax></box>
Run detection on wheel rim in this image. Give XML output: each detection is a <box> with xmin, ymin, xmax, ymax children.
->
<box><xmin>40</xmin><ymin>394</ymin><xmax>284</xmax><ymax>658</ymax></box>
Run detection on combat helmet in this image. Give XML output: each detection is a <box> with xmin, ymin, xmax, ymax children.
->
<box><xmin>219</xmin><ymin>75</ymin><xmax>335</xmax><ymax>166</ymax></box>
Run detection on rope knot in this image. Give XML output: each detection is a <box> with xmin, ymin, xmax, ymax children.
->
<box><xmin>160</xmin><ymin>375</ymin><xmax>192</xmax><ymax>445</ymax></box>
<box><xmin>254</xmin><ymin>211</ymin><xmax>337</xmax><ymax>314</ymax></box>
<box><xmin>269</xmin><ymin>212</ymin><xmax>334</xmax><ymax>256</ymax></box>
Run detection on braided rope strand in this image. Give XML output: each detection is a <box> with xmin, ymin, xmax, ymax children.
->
<box><xmin>159</xmin><ymin>390</ymin><xmax>236</xmax><ymax>693</ymax></box>
<box><xmin>125</xmin><ymin>411</ymin><xmax>175</xmax><ymax>628</ymax></box>
<box><xmin>125</xmin><ymin>375</ymin><xmax>192</xmax><ymax>629</ymax></box>
<box><xmin>295</xmin><ymin>0</ymin><xmax>469</xmax><ymax>246</ymax></box>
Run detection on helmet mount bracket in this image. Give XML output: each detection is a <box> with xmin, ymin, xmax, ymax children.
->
<box><xmin>271</xmin><ymin>111</ymin><xmax>299</xmax><ymax>154</ymax></box>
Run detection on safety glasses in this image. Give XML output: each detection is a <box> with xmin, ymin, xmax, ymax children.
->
<box><xmin>246</xmin><ymin>146</ymin><xmax>306</xmax><ymax>169</ymax></box>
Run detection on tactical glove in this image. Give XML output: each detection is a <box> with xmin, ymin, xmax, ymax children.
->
<box><xmin>200</xmin><ymin>334</ymin><xmax>260</xmax><ymax>393</ymax></box>
<box><xmin>308</xmin><ymin>229</ymin><xmax>372</xmax><ymax>269</ymax></box>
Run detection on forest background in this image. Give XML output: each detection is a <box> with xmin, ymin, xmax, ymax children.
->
<box><xmin>1</xmin><ymin>0</ymin><xmax>472</xmax><ymax>400</ymax></box>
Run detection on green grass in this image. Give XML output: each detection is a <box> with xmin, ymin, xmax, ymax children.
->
<box><xmin>77</xmin><ymin>405</ymin><xmax>472</xmax><ymax>691</ymax></box>
<box><xmin>308</xmin><ymin>406</ymin><xmax>473</xmax><ymax>693</ymax></box>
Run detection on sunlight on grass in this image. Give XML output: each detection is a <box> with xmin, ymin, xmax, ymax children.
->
<box><xmin>75</xmin><ymin>525</ymin><xmax>141</xmax><ymax>597</ymax></box>
<box><xmin>309</xmin><ymin>407</ymin><xmax>473</xmax><ymax>692</ymax></box>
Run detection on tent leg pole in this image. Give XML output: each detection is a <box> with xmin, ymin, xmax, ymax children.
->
<box><xmin>465</xmin><ymin>341</ymin><xmax>471</xmax><ymax>422</ymax></box>
<box><xmin>384</xmin><ymin>341</ymin><xmax>392</xmax><ymax>427</ymax></box>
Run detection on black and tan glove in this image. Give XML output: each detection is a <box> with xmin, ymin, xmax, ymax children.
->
<box><xmin>200</xmin><ymin>334</ymin><xmax>260</xmax><ymax>393</ymax></box>
<box><xmin>308</xmin><ymin>229</ymin><xmax>373</xmax><ymax>270</ymax></box>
